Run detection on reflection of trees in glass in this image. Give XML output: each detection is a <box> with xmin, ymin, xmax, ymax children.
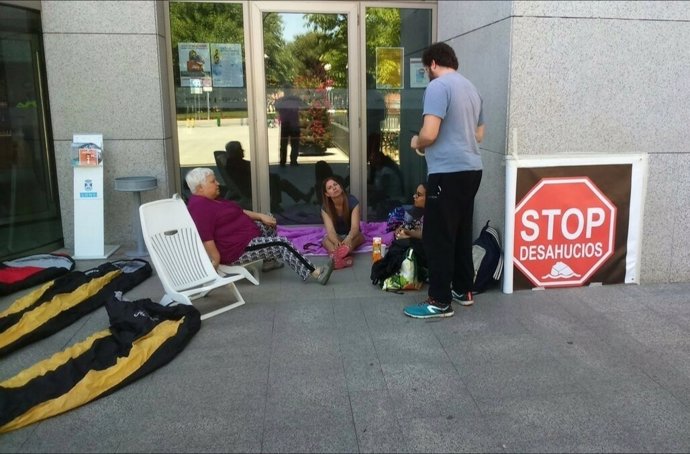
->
<box><xmin>169</xmin><ymin>6</ymin><xmax>403</xmax><ymax>90</ymax></box>
<box><xmin>263</xmin><ymin>13</ymin><xmax>297</xmax><ymax>87</ymax></box>
<box><xmin>375</xmin><ymin>48</ymin><xmax>403</xmax><ymax>89</ymax></box>
<box><xmin>290</xmin><ymin>36</ymin><xmax>334</xmax><ymax>151</ymax></box>
<box><xmin>294</xmin><ymin>71</ymin><xmax>333</xmax><ymax>151</ymax></box>
<box><xmin>169</xmin><ymin>3</ymin><xmax>245</xmax><ymax>85</ymax></box>
<box><xmin>287</xmin><ymin>17</ymin><xmax>344</xmax><ymax>151</ymax></box>
<box><xmin>365</xmin><ymin>8</ymin><xmax>401</xmax><ymax>87</ymax></box>
<box><xmin>302</xmin><ymin>14</ymin><xmax>348</xmax><ymax>88</ymax></box>
<box><xmin>297</xmin><ymin>10</ymin><xmax>403</xmax><ymax>87</ymax></box>
<box><xmin>289</xmin><ymin>33</ymin><xmax>327</xmax><ymax>83</ymax></box>
<box><xmin>170</xmin><ymin>4</ymin><xmax>291</xmax><ymax>89</ymax></box>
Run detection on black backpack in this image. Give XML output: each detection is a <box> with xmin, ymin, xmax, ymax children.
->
<box><xmin>472</xmin><ymin>221</ymin><xmax>504</xmax><ymax>293</ymax></box>
<box><xmin>370</xmin><ymin>238</ymin><xmax>427</xmax><ymax>288</ymax></box>
<box><xmin>370</xmin><ymin>240</ymin><xmax>409</xmax><ymax>287</ymax></box>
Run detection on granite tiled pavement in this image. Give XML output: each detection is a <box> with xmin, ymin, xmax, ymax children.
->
<box><xmin>1</xmin><ymin>251</ymin><xmax>689</xmax><ymax>453</ymax></box>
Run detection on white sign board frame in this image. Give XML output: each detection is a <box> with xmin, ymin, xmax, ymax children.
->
<box><xmin>504</xmin><ymin>153</ymin><xmax>647</xmax><ymax>294</ymax></box>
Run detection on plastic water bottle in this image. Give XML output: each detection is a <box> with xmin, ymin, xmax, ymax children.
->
<box><xmin>372</xmin><ymin>237</ymin><xmax>382</xmax><ymax>262</ymax></box>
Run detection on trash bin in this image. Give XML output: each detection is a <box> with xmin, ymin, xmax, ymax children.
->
<box><xmin>114</xmin><ymin>176</ymin><xmax>158</xmax><ymax>257</ymax></box>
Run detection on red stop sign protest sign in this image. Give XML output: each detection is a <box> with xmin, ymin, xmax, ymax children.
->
<box><xmin>514</xmin><ymin>177</ymin><xmax>617</xmax><ymax>288</ymax></box>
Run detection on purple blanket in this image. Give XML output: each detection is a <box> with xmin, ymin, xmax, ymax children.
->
<box><xmin>277</xmin><ymin>222</ymin><xmax>394</xmax><ymax>256</ymax></box>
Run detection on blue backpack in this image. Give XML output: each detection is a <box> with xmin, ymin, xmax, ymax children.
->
<box><xmin>472</xmin><ymin>221</ymin><xmax>504</xmax><ymax>293</ymax></box>
<box><xmin>385</xmin><ymin>206</ymin><xmax>406</xmax><ymax>232</ymax></box>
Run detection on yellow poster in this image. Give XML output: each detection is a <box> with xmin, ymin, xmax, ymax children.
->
<box><xmin>375</xmin><ymin>47</ymin><xmax>403</xmax><ymax>89</ymax></box>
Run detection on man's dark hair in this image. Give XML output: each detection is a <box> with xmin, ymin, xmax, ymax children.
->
<box><xmin>422</xmin><ymin>42</ymin><xmax>459</xmax><ymax>70</ymax></box>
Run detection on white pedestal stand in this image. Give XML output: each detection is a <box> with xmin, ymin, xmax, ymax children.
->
<box><xmin>73</xmin><ymin>165</ymin><xmax>119</xmax><ymax>259</ymax></box>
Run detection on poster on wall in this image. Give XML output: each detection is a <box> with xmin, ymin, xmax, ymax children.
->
<box><xmin>503</xmin><ymin>154</ymin><xmax>647</xmax><ymax>293</ymax></box>
<box><xmin>210</xmin><ymin>43</ymin><xmax>244</xmax><ymax>88</ymax></box>
<box><xmin>409</xmin><ymin>58</ymin><xmax>428</xmax><ymax>88</ymax></box>
<box><xmin>178</xmin><ymin>42</ymin><xmax>210</xmax><ymax>87</ymax></box>
<box><xmin>71</xmin><ymin>134</ymin><xmax>103</xmax><ymax>167</ymax></box>
<box><xmin>375</xmin><ymin>47</ymin><xmax>403</xmax><ymax>89</ymax></box>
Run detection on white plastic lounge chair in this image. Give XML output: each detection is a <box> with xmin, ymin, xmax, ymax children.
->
<box><xmin>139</xmin><ymin>195</ymin><xmax>259</xmax><ymax>321</ymax></box>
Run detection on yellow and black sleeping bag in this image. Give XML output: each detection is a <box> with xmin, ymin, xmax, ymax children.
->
<box><xmin>0</xmin><ymin>259</ymin><xmax>152</xmax><ymax>358</ymax></box>
<box><xmin>0</xmin><ymin>254</ymin><xmax>76</xmax><ymax>296</ymax></box>
<box><xmin>0</xmin><ymin>294</ymin><xmax>201</xmax><ymax>433</ymax></box>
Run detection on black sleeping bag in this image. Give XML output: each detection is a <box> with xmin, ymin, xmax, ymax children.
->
<box><xmin>0</xmin><ymin>259</ymin><xmax>152</xmax><ymax>357</ymax></box>
<box><xmin>0</xmin><ymin>294</ymin><xmax>201</xmax><ymax>433</ymax></box>
<box><xmin>0</xmin><ymin>254</ymin><xmax>76</xmax><ymax>296</ymax></box>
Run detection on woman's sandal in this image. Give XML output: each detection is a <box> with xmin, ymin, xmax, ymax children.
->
<box><xmin>333</xmin><ymin>255</ymin><xmax>353</xmax><ymax>269</ymax></box>
<box><xmin>316</xmin><ymin>258</ymin><xmax>335</xmax><ymax>285</ymax></box>
<box><xmin>331</xmin><ymin>245</ymin><xmax>353</xmax><ymax>269</ymax></box>
<box><xmin>335</xmin><ymin>244</ymin><xmax>351</xmax><ymax>259</ymax></box>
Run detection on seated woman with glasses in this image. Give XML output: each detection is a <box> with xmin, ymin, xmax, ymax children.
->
<box><xmin>320</xmin><ymin>175</ymin><xmax>365</xmax><ymax>269</ymax></box>
<box><xmin>394</xmin><ymin>183</ymin><xmax>426</xmax><ymax>241</ymax></box>
<box><xmin>391</xmin><ymin>183</ymin><xmax>427</xmax><ymax>270</ymax></box>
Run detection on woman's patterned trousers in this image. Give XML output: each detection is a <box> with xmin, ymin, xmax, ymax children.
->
<box><xmin>234</xmin><ymin>222</ymin><xmax>317</xmax><ymax>281</ymax></box>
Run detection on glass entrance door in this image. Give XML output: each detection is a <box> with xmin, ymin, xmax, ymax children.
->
<box><xmin>168</xmin><ymin>2</ymin><xmax>435</xmax><ymax>223</ymax></box>
<box><xmin>0</xmin><ymin>5</ymin><xmax>62</xmax><ymax>260</ymax></box>
<box><xmin>250</xmin><ymin>3</ymin><xmax>358</xmax><ymax>225</ymax></box>
<box><xmin>364</xmin><ymin>6</ymin><xmax>434</xmax><ymax>221</ymax></box>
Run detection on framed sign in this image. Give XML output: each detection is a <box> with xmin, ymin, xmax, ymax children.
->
<box><xmin>409</xmin><ymin>58</ymin><xmax>428</xmax><ymax>88</ymax></box>
<box><xmin>210</xmin><ymin>43</ymin><xmax>244</xmax><ymax>88</ymax></box>
<box><xmin>504</xmin><ymin>153</ymin><xmax>647</xmax><ymax>293</ymax></box>
<box><xmin>178</xmin><ymin>43</ymin><xmax>210</xmax><ymax>87</ymax></box>
<box><xmin>375</xmin><ymin>47</ymin><xmax>403</xmax><ymax>89</ymax></box>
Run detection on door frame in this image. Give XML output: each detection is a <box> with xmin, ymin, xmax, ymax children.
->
<box><xmin>247</xmin><ymin>1</ymin><xmax>360</xmax><ymax>215</ymax></box>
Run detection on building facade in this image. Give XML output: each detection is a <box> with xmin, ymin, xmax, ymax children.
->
<box><xmin>1</xmin><ymin>1</ymin><xmax>688</xmax><ymax>284</ymax></box>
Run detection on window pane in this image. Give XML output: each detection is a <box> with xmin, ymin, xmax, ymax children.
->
<box><xmin>0</xmin><ymin>5</ymin><xmax>62</xmax><ymax>260</ymax></box>
<box><xmin>169</xmin><ymin>2</ymin><xmax>253</xmax><ymax>208</ymax></box>
<box><xmin>264</xmin><ymin>12</ymin><xmax>350</xmax><ymax>225</ymax></box>
<box><xmin>366</xmin><ymin>7</ymin><xmax>432</xmax><ymax>220</ymax></box>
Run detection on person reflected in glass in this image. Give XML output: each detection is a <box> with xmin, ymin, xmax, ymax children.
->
<box><xmin>321</xmin><ymin>175</ymin><xmax>364</xmax><ymax>269</ymax></box>
<box><xmin>274</xmin><ymin>85</ymin><xmax>305</xmax><ymax>167</ymax></box>
<box><xmin>368</xmin><ymin>150</ymin><xmax>405</xmax><ymax>217</ymax></box>
<box><xmin>366</xmin><ymin>74</ymin><xmax>386</xmax><ymax>163</ymax></box>
<box><xmin>224</xmin><ymin>141</ymin><xmax>313</xmax><ymax>213</ymax></box>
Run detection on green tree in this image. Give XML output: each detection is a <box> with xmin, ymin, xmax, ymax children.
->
<box><xmin>365</xmin><ymin>8</ymin><xmax>401</xmax><ymax>86</ymax></box>
<box><xmin>169</xmin><ymin>3</ymin><xmax>245</xmax><ymax>84</ymax></box>
<box><xmin>169</xmin><ymin>3</ymin><xmax>286</xmax><ymax>87</ymax></box>
<box><xmin>290</xmin><ymin>32</ymin><xmax>335</xmax><ymax>150</ymax></box>
<box><xmin>290</xmin><ymin>32</ymin><xmax>327</xmax><ymax>81</ymax></box>
<box><xmin>170</xmin><ymin>3</ymin><xmax>244</xmax><ymax>44</ymax></box>
<box><xmin>303</xmin><ymin>14</ymin><xmax>348</xmax><ymax>87</ymax></box>
<box><xmin>301</xmin><ymin>9</ymin><xmax>402</xmax><ymax>87</ymax></box>
<box><xmin>263</xmin><ymin>12</ymin><xmax>297</xmax><ymax>88</ymax></box>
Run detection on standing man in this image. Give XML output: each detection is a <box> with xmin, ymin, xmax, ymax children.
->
<box><xmin>275</xmin><ymin>85</ymin><xmax>303</xmax><ymax>167</ymax></box>
<box><xmin>403</xmin><ymin>42</ymin><xmax>485</xmax><ymax>319</ymax></box>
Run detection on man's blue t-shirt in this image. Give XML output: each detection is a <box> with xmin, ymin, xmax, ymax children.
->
<box><xmin>423</xmin><ymin>71</ymin><xmax>484</xmax><ymax>174</ymax></box>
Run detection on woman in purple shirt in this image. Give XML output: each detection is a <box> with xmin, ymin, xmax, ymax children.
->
<box><xmin>185</xmin><ymin>168</ymin><xmax>333</xmax><ymax>284</ymax></box>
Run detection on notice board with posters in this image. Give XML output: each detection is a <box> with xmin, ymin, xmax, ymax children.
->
<box><xmin>503</xmin><ymin>154</ymin><xmax>647</xmax><ymax>293</ymax></box>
